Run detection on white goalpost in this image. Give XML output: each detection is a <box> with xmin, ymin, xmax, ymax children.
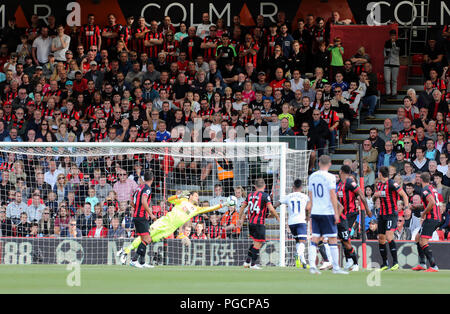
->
<box><xmin>0</xmin><ymin>141</ymin><xmax>310</xmax><ymax>267</ymax></box>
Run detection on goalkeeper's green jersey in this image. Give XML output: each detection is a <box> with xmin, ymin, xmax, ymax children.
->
<box><xmin>149</xmin><ymin>197</ymin><xmax>220</xmax><ymax>242</ymax></box>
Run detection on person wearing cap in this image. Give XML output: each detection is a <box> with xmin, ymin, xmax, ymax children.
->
<box><xmin>85</xmin><ymin>60</ymin><xmax>104</xmax><ymax>90</ymax></box>
<box><xmin>51</xmin><ymin>24</ymin><xmax>71</xmax><ymax>62</ymax></box>
<box><xmin>383</xmin><ymin>29</ymin><xmax>400</xmax><ymax>97</ymax></box>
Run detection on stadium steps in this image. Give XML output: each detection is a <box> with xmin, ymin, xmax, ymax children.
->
<box><xmin>329</xmin><ymin>85</ymin><xmax>423</xmax><ymax>171</ymax></box>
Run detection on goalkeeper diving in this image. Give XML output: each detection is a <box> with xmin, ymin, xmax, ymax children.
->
<box><xmin>118</xmin><ymin>185</ymin><xmax>235</xmax><ymax>268</ymax></box>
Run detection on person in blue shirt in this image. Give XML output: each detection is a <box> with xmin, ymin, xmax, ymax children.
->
<box><xmin>376</xmin><ymin>141</ymin><xmax>396</xmax><ymax>170</ymax></box>
<box><xmin>156</xmin><ymin>120</ymin><xmax>171</xmax><ymax>142</ymax></box>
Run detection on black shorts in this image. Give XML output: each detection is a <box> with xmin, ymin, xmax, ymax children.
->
<box><xmin>133</xmin><ymin>217</ymin><xmax>150</xmax><ymax>236</ymax></box>
<box><xmin>248</xmin><ymin>223</ymin><xmax>266</xmax><ymax>242</ymax></box>
<box><xmin>338</xmin><ymin>214</ymin><xmax>358</xmax><ymax>241</ymax></box>
<box><xmin>377</xmin><ymin>214</ymin><xmax>398</xmax><ymax>235</ymax></box>
<box><xmin>419</xmin><ymin>219</ymin><xmax>440</xmax><ymax>239</ymax></box>
<box><xmin>337</xmin><ymin>219</ymin><xmax>350</xmax><ymax>241</ymax></box>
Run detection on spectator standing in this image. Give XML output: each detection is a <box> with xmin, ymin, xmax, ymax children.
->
<box><xmin>383</xmin><ymin>29</ymin><xmax>400</xmax><ymax>97</ymax></box>
<box><xmin>32</xmin><ymin>26</ymin><xmax>52</xmax><ymax>66</ymax></box>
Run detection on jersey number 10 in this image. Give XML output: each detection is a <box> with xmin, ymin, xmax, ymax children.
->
<box><xmin>311</xmin><ymin>183</ymin><xmax>324</xmax><ymax>198</ymax></box>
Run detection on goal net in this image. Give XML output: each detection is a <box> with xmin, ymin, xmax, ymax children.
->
<box><xmin>0</xmin><ymin>142</ymin><xmax>309</xmax><ymax>266</ymax></box>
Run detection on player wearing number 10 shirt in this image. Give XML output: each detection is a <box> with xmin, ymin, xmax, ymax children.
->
<box><xmin>238</xmin><ymin>178</ymin><xmax>280</xmax><ymax>269</ymax></box>
<box><xmin>307</xmin><ymin>155</ymin><xmax>348</xmax><ymax>275</ymax></box>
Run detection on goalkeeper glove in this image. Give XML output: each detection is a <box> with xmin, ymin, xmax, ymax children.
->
<box><xmin>179</xmin><ymin>190</ymin><xmax>190</xmax><ymax>199</ymax></box>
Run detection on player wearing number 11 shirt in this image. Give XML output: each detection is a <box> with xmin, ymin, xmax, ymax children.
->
<box><xmin>238</xmin><ymin>178</ymin><xmax>280</xmax><ymax>269</ymax></box>
<box><xmin>274</xmin><ymin>179</ymin><xmax>311</xmax><ymax>269</ymax></box>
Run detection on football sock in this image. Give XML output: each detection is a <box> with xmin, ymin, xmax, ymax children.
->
<box><xmin>125</xmin><ymin>236</ymin><xmax>142</xmax><ymax>254</ymax></box>
<box><xmin>251</xmin><ymin>246</ymin><xmax>260</xmax><ymax>265</ymax></box>
<box><xmin>388</xmin><ymin>240</ymin><xmax>398</xmax><ymax>264</ymax></box>
<box><xmin>379</xmin><ymin>242</ymin><xmax>388</xmax><ymax>266</ymax></box>
<box><xmin>422</xmin><ymin>244</ymin><xmax>436</xmax><ymax>268</ymax></box>
<box><xmin>135</xmin><ymin>240</ymin><xmax>148</xmax><ymax>264</ymax></box>
<box><xmin>297</xmin><ymin>242</ymin><xmax>306</xmax><ymax>262</ymax></box>
<box><xmin>318</xmin><ymin>241</ymin><xmax>329</xmax><ymax>262</ymax></box>
<box><xmin>343</xmin><ymin>246</ymin><xmax>350</xmax><ymax>262</ymax></box>
<box><xmin>416</xmin><ymin>242</ymin><xmax>426</xmax><ymax>265</ymax></box>
<box><xmin>246</xmin><ymin>245</ymin><xmax>253</xmax><ymax>264</ymax></box>
<box><xmin>349</xmin><ymin>247</ymin><xmax>358</xmax><ymax>265</ymax></box>
<box><xmin>329</xmin><ymin>243</ymin><xmax>340</xmax><ymax>270</ymax></box>
<box><xmin>309</xmin><ymin>242</ymin><xmax>317</xmax><ymax>268</ymax></box>
<box><xmin>324</xmin><ymin>243</ymin><xmax>332</xmax><ymax>263</ymax></box>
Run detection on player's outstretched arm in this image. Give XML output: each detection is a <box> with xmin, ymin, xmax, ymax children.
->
<box><xmin>268</xmin><ymin>203</ymin><xmax>280</xmax><ymax>222</ymax></box>
<box><xmin>168</xmin><ymin>191</ymin><xmax>190</xmax><ymax>204</ymax></box>
<box><xmin>195</xmin><ymin>204</ymin><xmax>223</xmax><ymax>216</ymax></box>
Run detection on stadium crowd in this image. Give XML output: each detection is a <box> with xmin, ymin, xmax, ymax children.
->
<box><xmin>0</xmin><ymin>10</ymin><xmax>448</xmax><ymax>241</ymax></box>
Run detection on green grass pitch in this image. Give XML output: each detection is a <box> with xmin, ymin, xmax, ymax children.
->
<box><xmin>0</xmin><ymin>265</ymin><xmax>449</xmax><ymax>294</ymax></box>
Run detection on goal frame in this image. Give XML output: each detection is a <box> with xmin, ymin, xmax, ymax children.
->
<box><xmin>0</xmin><ymin>141</ymin><xmax>290</xmax><ymax>267</ymax></box>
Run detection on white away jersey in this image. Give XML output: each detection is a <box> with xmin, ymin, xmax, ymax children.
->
<box><xmin>308</xmin><ymin>170</ymin><xmax>336</xmax><ymax>215</ymax></box>
<box><xmin>280</xmin><ymin>192</ymin><xmax>309</xmax><ymax>225</ymax></box>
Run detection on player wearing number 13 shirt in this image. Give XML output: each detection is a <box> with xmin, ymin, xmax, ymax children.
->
<box><xmin>238</xmin><ymin>178</ymin><xmax>280</xmax><ymax>269</ymax></box>
<box><xmin>373</xmin><ymin>166</ymin><xmax>409</xmax><ymax>271</ymax></box>
<box><xmin>337</xmin><ymin>165</ymin><xmax>371</xmax><ymax>272</ymax></box>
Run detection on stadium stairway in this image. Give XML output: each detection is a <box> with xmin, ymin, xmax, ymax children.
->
<box><xmin>329</xmin><ymin>84</ymin><xmax>424</xmax><ymax>174</ymax></box>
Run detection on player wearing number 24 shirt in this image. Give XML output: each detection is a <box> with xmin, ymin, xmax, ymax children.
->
<box><xmin>238</xmin><ymin>178</ymin><xmax>280</xmax><ymax>270</ymax></box>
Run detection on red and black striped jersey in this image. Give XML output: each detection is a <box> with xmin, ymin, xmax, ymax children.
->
<box><xmin>103</xmin><ymin>23</ymin><xmax>122</xmax><ymax>48</ymax></box>
<box><xmin>245</xmin><ymin>191</ymin><xmax>272</xmax><ymax>225</ymax></box>
<box><xmin>0</xmin><ymin>162</ymin><xmax>14</xmax><ymax>172</ymax></box>
<box><xmin>145</xmin><ymin>31</ymin><xmax>163</xmax><ymax>59</ymax></box>
<box><xmin>120</xmin><ymin>26</ymin><xmax>134</xmax><ymax>49</ymax></box>
<box><xmin>399</xmin><ymin>128</ymin><xmax>416</xmax><ymax>141</ymax></box>
<box><xmin>79</xmin><ymin>24</ymin><xmax>101</xmax><ymax>49</ymax></box>
<box><xmin>153</xmin><ymin>81</ymin><xmax>172</xmax><ymax>95</ymax></box>
<box><xmin>203</xmin><ymin>36</ymin><xmax>220</xmax><ymax>61</ymax></box>
<box><xmin>436</xmin><ymin>122</ymin><xmax>448</xmax><ymax>134</ymax></box>
<box><xmin>162</xmin><ymin>40</ymin><xmax>179</xmax><ymax>64</ymax></box>
<box><xmin>133</xmin><ymin>184</ymin><xmax>152</xmax><ymax>219</ymax></box>
<box><xmin>206</xmin><ymin>224</ymin><xmax>224</xmax><ymax>239</ymax></box>
<box><xmin>420</xmin><ymin>185</ymin><xmax>441</xmax><ymax>221</ymax></box>
<box><xmin>321</xmin><ymin>109</ymin><xmax>340</xmax><ymax>128</ymax></box>
<box><xmin>337</xmin><ymin>178</ymin><xmax>360</xmax><ymax>219</ymax></box>
<box><xmin>93</xmin><ymin>129</ymin><xmax>108</xmax><ymax>142</ymax></box>
<box><xmin>430</xmin><ymin>78</ymin><xmax>446</xmax><ymax>92</ymax></box>
<box><xmin>376</xmin><ymin>179</ymin><xmax>402</xmax><ymax>216</ymax></box>
<box><xmin>41</xmin><ymin>108</ymin><xmax>55</xmax><ymax>121</ymax></box>
<box><xmin>134</xmin><ymin>26</ymin><xmax>149</xmax><ymax>54</ymax></box>
<box><xmin>239</xmin><ymin>42</ymin><xmax>260</xmax><ymax>68</ymax></box>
